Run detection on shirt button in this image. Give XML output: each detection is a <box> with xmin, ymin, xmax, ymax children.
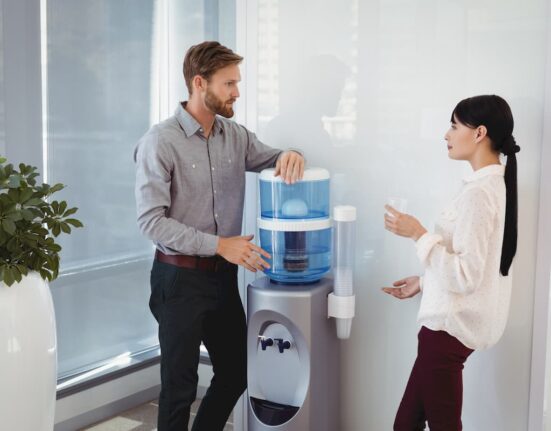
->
<box><xmin>215</xmin><ymin>213</ymin><xmax>218</xmax><ymax>218</ymax></box>
<box><xmin>214</xmin><ymin>190</ymin><xmax>217</xmax><ymax>194</ymax></box>
<box><xmin>211</xmin><ymin>167</ymin><xmax>215</xmax><ymax>171</ymax></box>
<box><xmin>192</xmin><ymin>164</ymin><xmax>196</xmax><ymax>169</ymax></box>
<box><xmin>228</xmin><ymin>159</ymin><xmax>232</xmax><ymax>163</ymax></box>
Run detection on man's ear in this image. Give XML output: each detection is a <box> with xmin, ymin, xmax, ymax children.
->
<box><xmin>192</xmin><ymin>75</ymin><xmax>207</xmax><ymax>93</ymax></box>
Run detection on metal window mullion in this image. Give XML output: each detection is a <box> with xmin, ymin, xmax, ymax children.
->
<box><xmin>2</xmin><ymin>0</ymin><xmax>43</xmax><ymax>169</ymax></box>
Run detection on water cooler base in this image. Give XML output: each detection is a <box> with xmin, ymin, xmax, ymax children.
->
<box><xmin>247</xmin><ymin>277</ymin><xmax>340</xmax><ymax>430</ymax></box>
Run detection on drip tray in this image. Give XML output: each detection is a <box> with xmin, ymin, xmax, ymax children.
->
<box><xmin>250</xmin><ymin>396</ymin><xmax>300</xmax><ymax>426</ymax></box>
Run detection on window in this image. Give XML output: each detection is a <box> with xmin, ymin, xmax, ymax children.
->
<box><xmin>38</xmin><ymin>0</ymin><xmax>236</xmax><ymax>382</ymax></box>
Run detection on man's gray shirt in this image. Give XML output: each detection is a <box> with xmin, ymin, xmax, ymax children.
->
<box><xmin>134</xmin><ymin>103</ymin><xmax>282</xmax><ymax>256</ymax></box>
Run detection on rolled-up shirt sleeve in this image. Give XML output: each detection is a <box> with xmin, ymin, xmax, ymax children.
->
<box><xmin>415</xmin><ymin>187</ymin><xmax>496</xmax><ymax>295</ymax></box>
<box><xmin>134</xmin><ymin>128</ymin><xmax>219</xmax><ymax>256</ymax></box>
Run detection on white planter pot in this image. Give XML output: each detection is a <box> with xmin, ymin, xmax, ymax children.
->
<box><xmin>0</xmin><ymin>272</ymin><xmax>57</xmax><ymax>431</ymax></box>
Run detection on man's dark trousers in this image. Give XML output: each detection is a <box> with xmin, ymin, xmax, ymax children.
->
<box><xmin>149</xmin><ymin>259</ymin><xmax>247</xmax><ymax>431</ymax></box>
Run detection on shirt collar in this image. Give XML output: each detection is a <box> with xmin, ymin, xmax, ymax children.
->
<box><xmin>463</xmin><ymin>164</ymin><xmax>505</xmax><ymax>183</ymax></box>
<box><xmin>176</xmin><ymin>102</ymin><xmax>223</xmax><ymax>138</ymax></box>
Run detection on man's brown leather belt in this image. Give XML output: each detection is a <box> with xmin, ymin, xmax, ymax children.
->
<box><xmin>155</xmin><ymin>250</ymin><xmax>231</xmax><ymax>272</ymax></box>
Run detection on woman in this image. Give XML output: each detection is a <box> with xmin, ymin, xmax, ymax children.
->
<box><xmin>383</xmin><ymin>95</ymin><xmax>520</xmax><ymax>431</ymax></box>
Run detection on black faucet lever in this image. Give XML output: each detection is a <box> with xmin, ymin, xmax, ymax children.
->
<box><xmin>274</xmin><ymin>338</ymin><xmax>291</xmax><ymax>353</ymax></box>
<box><xmin>258</xmin><ymin>336</ymin><xmax>274</xmax><ymax>351</ymax></box>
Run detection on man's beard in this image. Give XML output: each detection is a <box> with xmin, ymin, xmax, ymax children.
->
<box><xmin>205</xmin><ymin>88</ymin><xmax>235</xmax><ymax>118</ymax></box>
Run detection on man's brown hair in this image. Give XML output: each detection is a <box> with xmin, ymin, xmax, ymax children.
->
<box><xmin>183</xmin><ymin>41</ymin><xmax>243</xmax><ymax>95</ymax></box>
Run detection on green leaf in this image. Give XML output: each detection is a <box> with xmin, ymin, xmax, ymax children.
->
<box><xmin>21</xmin><ymin>238</ymin><xmax>37</xmax><ymax>248</ymax></box>
<box><xmin>31</xmin><ymin>225</ymin><xmax>48</xmax><ymax>235</ymax></box>
<box><xmin>12</xmin><ymin>266</ymin><xmax>22</xmax><ymax>283</ymax></box>
<box><xmin>19</xmin><ymin>188</ymin><xmax>34</xmax><ymax>203</ymax></box>
<box><xmin>16</xmin><ymin>265</ymin><xmax>28</xmax><ymax>277</ymax></box>
<box><xmin>6</xmin><ymin>212</ymin><xmax>22</xmax><ymax>222</ymax></box>
<box><xmin>25</xmin><ymin>198</ymin><xmax>43</xmax><ymax>206</ymax></box>
<box><xmin>0</xmin><ymin>194</ymin><xmax>12</xmax><ymax>204</ymax></box>
<box><xmin>49</xmin><ymin>183</ymin><xmax>65</xmax><ymax>194</ymax></box>
<box><xmin>2</xmin><ymin>218</ymin><xmax>16</xmax><ymax>235</ymax></box>
<box><xmin>59</xmin><ymin>201</ymin><xmax>67</xmax><ymax>214</ymax></box>
<box><xmin>60</xmin><ymin>223</ymin><xmax>71</xmax><ymax>234</ymax></box>
<box><xmin>65</xmin><ymin>218</ymin><xmax>83</xmax><ymax>228</ymax></box>
<box><xmin>52</xmin><ymin>224</ymin><xmax>61</xmax><ymax>237</ymax></box>
<box><xmin>7</xmin><ymin>188</ymin><xmax>19</xmax><ymax>202</ymax></box>
<box><xmin>63</xmin><ymin>207</ymin><xmax>78</xmax><ymax>216</ymax></box>
<box><xmin>39</xmin><ymin>268</ymin><xmax>51</xmax><ymax>281</ymax></box>
<box><xmin>28</xmin><ymin>208</ymin><xmax>43</xmax><ymax>219</ymax></box>
<box><xmin>21</xmin><ymin>209</ymin><xmax>34</xmax><ymax>221</ymax></box>
<box><xmin>49</xmin><ymin>244</ymin><xmax>62</xmax><ymax>253</ymax></box>
<box><xmin>5</xmin><ymin>237</ymin><xmax>17</xmax><ymax>252</ymax></box>
<box><xmin>3</xmin><ymin>267</ymin><xmax>15</xmax><ymax>286</ymax></box>
<box><xmin>2</xmin><ymin>204</ymin><xmax>16</xmax><ymax>215</ymax></box>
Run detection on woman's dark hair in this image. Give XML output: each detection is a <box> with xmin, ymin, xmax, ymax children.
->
<box><xmin>451</xmin><ymin>95</ymin><xmax>520</xmax><ymax>276</ymax></box>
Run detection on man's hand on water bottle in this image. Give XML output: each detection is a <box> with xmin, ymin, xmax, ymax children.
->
<box><xmin>274</xmin><ymin>151</ymin><xmax>305</xmax><ymax>185</ymax></box>
<box><xmin>217</xmin><ymin>234</ymin><xmax>271</xmax><ymax>272</ymax></box>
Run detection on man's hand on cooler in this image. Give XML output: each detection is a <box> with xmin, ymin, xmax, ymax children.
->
<box><xmin>217</xmin><ymin>234</ymin><xmax>271</xmax><ymax>272</ymax></box>
<box><xmin>274</xmin><ymin>151</ymin><xmax>305</xmax><ymax>185</ymax></box>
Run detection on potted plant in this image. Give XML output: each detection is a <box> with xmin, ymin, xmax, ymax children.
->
<box><xmin>0</xmin><ymin>156</ymin><xmax>83</xmax><ymax>431</ymax></box>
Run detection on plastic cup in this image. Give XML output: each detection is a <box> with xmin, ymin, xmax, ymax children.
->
<box><xmin>386</xmin><ymin>197</ymin><xmax>407</xmax><ymax>217</ymax></box>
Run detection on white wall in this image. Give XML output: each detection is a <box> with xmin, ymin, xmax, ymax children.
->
<box><xmin>531</xmin><ymin>2</ymin><xmax>551</xmax><ymax>429</ymax></box>
<box><xmin>243</xmin><ymin>0</ymin><xmax>549</xmax><ymax>429</ymax></box>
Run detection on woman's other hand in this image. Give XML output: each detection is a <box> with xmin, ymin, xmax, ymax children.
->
<box><xmin>384</xmin><ymin>205</ymin><xmax>427</xmax><ymax>241</ymax></box>
<box><xmin>382</xmin><ymin>276</ymin><xmax>421</xmax><ymax>299</ymax></box>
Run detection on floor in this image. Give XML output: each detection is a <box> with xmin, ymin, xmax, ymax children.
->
<box><xmin>81</xmin><ymin>399</ymin><xmax>233</xmax><ymax>431</ymax></box>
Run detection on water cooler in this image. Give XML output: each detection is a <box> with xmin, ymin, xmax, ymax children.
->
<box><xmin>247</xmin><ymin>168</ymin><xmax>356</xmax><ymax>430</ymax></box>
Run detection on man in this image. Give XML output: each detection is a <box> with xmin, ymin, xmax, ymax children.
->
<box><xmin>134</xmin><ymin>41</ymin><xmax>304</xmax><ymax>431</ymax></box>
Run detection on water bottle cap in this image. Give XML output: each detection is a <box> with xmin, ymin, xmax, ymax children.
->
<box><xmin>333</xmin><ymin>205</ymin><xmax>357</xmax><ymax>222</ymax></box>
<box><xmin>259</xmin><ymin>167</ymin><xmax>330</xmax><ymax>182</ymax></box>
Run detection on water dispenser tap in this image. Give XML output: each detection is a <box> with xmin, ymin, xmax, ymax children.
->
<box><xmin>274</xmin><ymin>338</ymin><xmax>291</xmax><ymax>353</ymax></box>
<box><xmin>258</xmin><ymin>336</ymin><xmax>274</xmax><ymax>351</ymax></box>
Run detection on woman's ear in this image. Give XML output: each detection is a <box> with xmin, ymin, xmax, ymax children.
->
<box><xmin>475</xmin><ymin>125</ymin><xmax>488</xmax><ymax>143</ymax></box>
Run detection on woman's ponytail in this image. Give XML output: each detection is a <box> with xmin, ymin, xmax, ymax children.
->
<box><xmin>500</xmin><ymin>135</ymin><xmax>520</xmax><ymax>276</ymax></box>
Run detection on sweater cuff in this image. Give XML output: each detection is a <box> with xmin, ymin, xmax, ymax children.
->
<box><xmin>415</xmin><ymin>232</ymin><xmax>442</xmax><ymax>266</ymax></box>
<box><xmin>197</xmin><ymin>233</ymin><xmax>219</xmax><ymax>256</ymax></box>
<box><xmin>419</xmin><ymin>275</ymin><xmax>424</xmax><ymax>292</ymax></box>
